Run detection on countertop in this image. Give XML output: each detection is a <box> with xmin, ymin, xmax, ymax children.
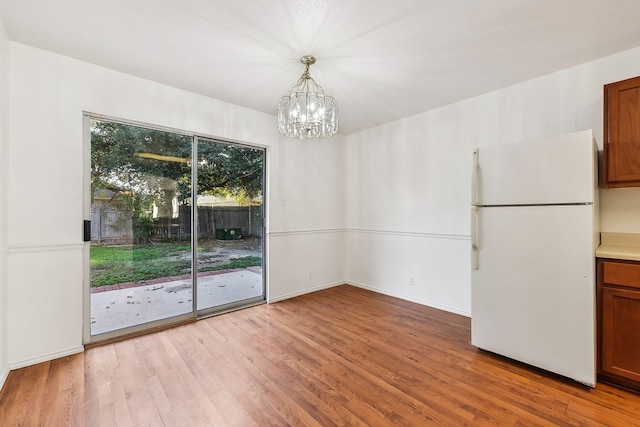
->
<box><xmin>596</xmin><ymin>233</ymin><xmax>640</xmax><ymax>261</ymax></box>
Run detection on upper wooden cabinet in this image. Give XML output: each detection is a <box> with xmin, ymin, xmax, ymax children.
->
<box><xmin>604</xmin><ymin>76</ymin><xmax>640</xmax><ymax>188</ymax></box>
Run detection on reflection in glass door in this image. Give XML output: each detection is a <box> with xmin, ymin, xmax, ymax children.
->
<box><xmin>88</xmin><ymin>119</ymin><xmax>194</xmax><ymax>338</ymax></box>
<box><xmin>195</xmin><ymin>138</ymin><xmax>265</xmax><ymax>314</ymax></box>
<box><xmin>86</xmin><ymin>117</ymin><xmax>266</xmax><ymax>341</ymax></box>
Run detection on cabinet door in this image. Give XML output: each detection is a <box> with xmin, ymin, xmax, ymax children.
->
<box><xmin>604</xmin><ymin>75</ymin><xmax>640</xmax><ymax>188</ymax></box>
<box><xmin>601</xmin><ymin>285</ymin><xmax>640</xmax><ymax>384</ymax></box>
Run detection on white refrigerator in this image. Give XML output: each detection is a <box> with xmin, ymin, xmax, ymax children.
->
<box><xmin>470</xmin><ymin>129</ymin><xmax>599</xmax><ymax>386</ymax></box>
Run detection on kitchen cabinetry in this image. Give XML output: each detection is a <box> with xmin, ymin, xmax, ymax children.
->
<box><xmin>603</xmin><ymin>75</ymin><xmax>640</xmax><ymax>188</ymax></box>
<box><xmin>597</xmin><ymin>258</ymin><xmax>640</xmax><ymax>391</ymax></box>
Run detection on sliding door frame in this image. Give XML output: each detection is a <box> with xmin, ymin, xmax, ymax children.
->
<box><xmin>82</xmin><ymin>112</ymin><xmax>267</xmax><ymax>345</ymax></box>
<box><xmin>195</xmin><ymin>136</ymin><xmax>267</xmax><ymax>318</ymax></box>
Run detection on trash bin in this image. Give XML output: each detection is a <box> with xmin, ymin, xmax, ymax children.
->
<box><xmin>215</xmin><ymin>228</ymin><xmax>242</xmax><ymax>240</ymax></box>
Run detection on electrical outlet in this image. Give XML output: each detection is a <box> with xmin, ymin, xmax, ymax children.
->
<box><xmin>308</xmin><ymin>270</ymin><xmax>313</xmax><ymax>280</ymax></box>
<box><xmin>408</xmin><ymin>275</ymin><xmax>414</xmax><ymax>286</ymax></box>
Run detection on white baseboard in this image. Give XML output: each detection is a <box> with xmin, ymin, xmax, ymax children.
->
<box><xmin>9</xmin><ymin>345</ymin><xmax>85</xmax><ymax>370</ymax></box>
<box><xmin>267</xmin><ymin>281</ymin><xmax>343</xmax><ymax>303</ymax></box>
<box><xmin>267</xmin><ymin>281</ymin><xmax>471</xmax><ymax>318</ymax></box>
<box><xmin>346</xmin><ymin>280</ymin><xmax>471</xmax><ymax>318</ymax></box>
<box><xmin>0</xmin><ymin>365</ymin><xmax>8</xmax><ymax>393</ymax></box>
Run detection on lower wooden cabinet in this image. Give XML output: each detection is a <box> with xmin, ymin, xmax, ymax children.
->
<box><xmin>597</xmin><ymin>258</ymin><xmax>640</xmax><ymax>391</ymax></box>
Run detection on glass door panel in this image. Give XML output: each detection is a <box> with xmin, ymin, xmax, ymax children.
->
<box><xmin>89</xmin><ymin>119</ymin><xmax>194</xmax><ymax>337</ymax></box>
<box><xmin>195</xmin><ymin>138</ymin><xmax>265</xmax><ymax>313</ymax></box>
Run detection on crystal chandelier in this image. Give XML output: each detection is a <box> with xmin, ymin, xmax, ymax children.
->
<box><xmin>277</xmin><ymin>55</ymin><xmax>339</xmax><ymax>139</ymax></box>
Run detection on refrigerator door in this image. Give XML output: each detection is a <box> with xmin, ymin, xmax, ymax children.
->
<box><xmin>471</xmin><ymin>204</ymin><xmax>596</xmax><ymax>386</ymax></box>
<box><xmin>473</xmin><ymin>130</ymin><xmax>596</xmax><ymax>206</ymax></box>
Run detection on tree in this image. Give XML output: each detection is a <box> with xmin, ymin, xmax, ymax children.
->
<box><xmin>91</xmin><ymin>120</ymin><xmax>264</xmax><ymax>200</ymax></box>
<box><xmin>90</xmin><ymin>120</ymin><xmax>263</xmax><ymax>241</ymax></box>
<box><xmin>196</xmin><ymin>141</ymin><xmax>263</xmax><ymax>199</ymax></box>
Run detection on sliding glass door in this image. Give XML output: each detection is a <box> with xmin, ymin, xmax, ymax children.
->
<box><xmin>85</xmin><ymin>117</ymin><xmax>265</xmax><ymax>342</ymax></box>
<box><xmin>87</xmin><ymin>120</ymin><xmax>194</xmax><ymax>338</ymax></box>
<box><xmin>195</xmin><ymin>138</ymin><xmax>265</xmax><ymax>314</ymax></box>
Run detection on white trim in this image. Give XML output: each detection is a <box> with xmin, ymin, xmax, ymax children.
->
<box><xmin>346</xmin><ymin>280</ymin><xmax>471</xmax><ymax>318</ymax></box>
<box><xmin>8</xmin><ymin>243</ymin><xmax>84</xmax><ymax>254</ymax></box>
<box><xmin>0</xmin><ymin>366</ymin><xmax>8</xmax><ymax>393</ymax></box>
<box><xmin>9</xmin><ymin>345</ymin><xmax>84</xmax><ymax>370</ymax></box>
<box><xmin>345</xmin><ymin>228</ymin><xmax>469</xmax><ymax>240</ymax></box>
<box><xmin>267</xmin><ymin>281</ymin><xmax>343</xmax><ymax>303</ymax></box>
<box><xmin>267</xmin><ymin>227</ymin><xmax>469</xmax><ymax>241</ymax></box>
<box><xmin>0</xmin><ymin>246</ymin><xmax>6</xmax><ymax>392</ymax></box>
<box><xmin>268</xmin><ymin>228</ymin><xmax>344</xmax><ymax>237</ymax></box>
<box><xmin>267</xmin><ymin>279</ymin><xmax>471</xmax><ymax>317</ymax></box>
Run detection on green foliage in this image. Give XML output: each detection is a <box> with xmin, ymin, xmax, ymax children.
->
<box><xmin>133</xmin><ymin>215</ymin><xmax>156</xmax><ymax>243</ymax></box>
<box><xmin>90</xmin><ymin>120</ymin><xmax>264</xmax><ymax>205</ymax></box>
<box><xmin>197</xmin><ymin>140</ymin><xmax>264</xmax><ymax>199</ymax></box>
<box><xmin>91</xmin><ymin>120</ymin><xmax>264</xmax><ymax>244</ymax></box>
<box><xmin>90</xmin><ymin>244</ymin><xmax>261</xmax><ymax>287</ymax></box>
<box><xmin>223</xmin><ymin>256</ymin><xmax>262</xmax><ymax>269</ymax></box>
<box><xmin>90</xmin><ymin>244</ymin><xmax>191</xmax><ymax>266</ymax></box>
<box><xmin>90</xmin><ymin>244</ymin><xmax>191</xmax><ymax>287</ymax></box>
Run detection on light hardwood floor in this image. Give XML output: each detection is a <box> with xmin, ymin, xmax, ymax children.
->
<box><xmin>1</xmin><ymin>285</ymin><xmax>640</xmax><ymax>426</ymax></box>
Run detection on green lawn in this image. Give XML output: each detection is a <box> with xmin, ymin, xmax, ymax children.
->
<box><xmin>90</xmin><ymin>244</ymin><xmax>261</xmax><ymax>287</ymax></box>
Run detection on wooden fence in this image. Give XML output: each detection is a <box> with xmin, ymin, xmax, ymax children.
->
<box><xmin>91</xmin><ymin>205</ymin><xmax>263</xmax><ymax>244</ymax></box>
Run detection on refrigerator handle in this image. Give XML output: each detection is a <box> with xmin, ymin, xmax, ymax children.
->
<box><xmin>471</xmin><ymin>149</ymin><xmax>479</xmax><ymax>206</ymax></box>
<box><xmin>471</xmin><ymin>207</ymin><xmax>479</xmax><ymax>270</ymax></box>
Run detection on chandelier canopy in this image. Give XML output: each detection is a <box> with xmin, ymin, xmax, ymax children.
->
<box><xmin>277</xmin><ymin>55</ymin><xmax>339</xmax><ymax>139</ymax></box>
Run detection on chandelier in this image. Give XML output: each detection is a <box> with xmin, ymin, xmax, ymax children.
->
<box><xmin>277</xmin><ymin>55</ymin><xmax>339</xmax><ymax>139</ymax></box>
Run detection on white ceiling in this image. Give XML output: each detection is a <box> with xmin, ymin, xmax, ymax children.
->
<box><xmin>2</xmin><ymin>0</ymin><xmax>640</xmax><ymax>135</ymax></box>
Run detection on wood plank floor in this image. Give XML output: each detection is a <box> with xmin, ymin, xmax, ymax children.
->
<box><xmin>2</xmin><ymin>284</ymin><xmax>640</xmax><ymax>426</ymax></box>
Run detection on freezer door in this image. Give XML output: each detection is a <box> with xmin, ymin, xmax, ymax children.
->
<box><xmin>473</xmin><ymin>130</ymin><xmax>596</xmax><ymax>206</ymax></box>
<box><xmin>471</xmin><ymin>205</ymin><xmax>596</xmax><ymax>386</ymax></box>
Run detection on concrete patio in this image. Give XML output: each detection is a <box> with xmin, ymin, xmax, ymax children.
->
<box><xmin>90</xmin><ymin>268</ymin><xmax>263</xmax><ymax>335</ymax></box>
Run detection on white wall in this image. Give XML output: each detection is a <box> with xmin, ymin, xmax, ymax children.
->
<box><xmin>7</xmin><ymin>42</ymin><xmax>344</xmax><ymax>367</ymax></box>
<box><xmin>0</xmin><ymin>18</ymin><xmax>10</xmax><ymax>390</ymax></box>
<box><xmin>7</xmin><ymin>37</ymin><xmax>640</xmax><ymax>370</ymax></box>
<box><xmin>345</xmin><ymin>46</ymin><xmax>640</xmax><ymax>316</ymax></box>
<box><xmin>267</xmin><ymin>136</ymin><xmax>347</xmax><ymax>301</ymax></box>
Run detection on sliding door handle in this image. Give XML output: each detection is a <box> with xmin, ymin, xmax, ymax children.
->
<box><xmin>83</xmin><ymin>220</ymin><xmax>91</xmax><ymax>242</ymax></box>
